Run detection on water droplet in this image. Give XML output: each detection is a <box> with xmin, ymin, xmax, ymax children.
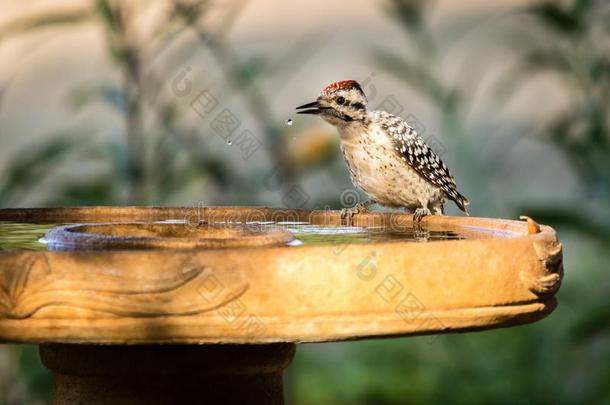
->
<box><xmin>285</xmin><ymin>119</ymin><xmax>293</xmax><ymax>126</ymax></box>
<box><xmin>227</xmin><ymin>140</ymin><xmax>232</xmax><ymax>146</ymax></box>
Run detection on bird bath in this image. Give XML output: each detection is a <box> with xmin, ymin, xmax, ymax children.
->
<box><xmin>0</xmin><ymin>206</ymin><xmax>563</xmax><ymax>404</ymax></box>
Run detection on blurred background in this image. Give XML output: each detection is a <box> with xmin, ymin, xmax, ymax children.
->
<box><xmin>1</xmin><ymin>0</ymin><xmax>609</xmax><ymax>403</ymax></box>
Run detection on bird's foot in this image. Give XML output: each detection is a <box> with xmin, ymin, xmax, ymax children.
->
<box><xmin>413</xmin><ymin>207</ymin><xmax>431</xmax><ymax>229</ymax></box>
<box><xmin>340</xmin><ymin>200</ymin><xmax>375</xmax><ymax>224</ymax></box>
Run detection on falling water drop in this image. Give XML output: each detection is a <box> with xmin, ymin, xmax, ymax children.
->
<box><xmin>227</xmin><ymin>140</ymin><xmax>232</xmax><ymax>146</ymax></box>
<box><xmin>285</xmin><ymin>119</ymin><xmax>293</xmax><ymax>126</ymax></box>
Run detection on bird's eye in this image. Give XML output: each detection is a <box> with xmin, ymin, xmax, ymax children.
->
<box><xmin>336</xmin><ymin>96</ymin><xmax>345</xmax><ymax>105</ymax></box>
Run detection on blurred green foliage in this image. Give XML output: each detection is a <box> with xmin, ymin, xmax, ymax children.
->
<box><xmin>293</xmin><ymin>0</ymin><xmax>610</xmax><ymax>404</ymax></box>
<box><xmin>0</xmin><ymin>0</ymin><xmax>609</xmax><ymax>404</ymax></box>
<box><xmin>0</xmin><ymin>0</ymin><xmax>308</xmax><ymax>208</ymax></box>
<box><xmin>0</xmin><ymin>1</ymin><xmax>337</xmax><ymax>403</ymax></box>
<box><xmin>506</xmin><ymin>0</ymin><xmax>610</xmax><ymax>237</ymax></box>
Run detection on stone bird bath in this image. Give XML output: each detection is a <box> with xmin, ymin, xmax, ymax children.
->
<box><xmin>0</xmin><ymin>207</ymin><xmax>563</xmax><ymax>404</ymax></box>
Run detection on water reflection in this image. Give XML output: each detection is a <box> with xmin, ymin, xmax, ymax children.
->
<box><xmin>0</xmin><ymin>221</ymin><xmax>465</xmax><ymax>251</ymax></box>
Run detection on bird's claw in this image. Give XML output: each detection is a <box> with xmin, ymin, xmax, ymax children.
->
<box><xmin>413</xmin><ymin>207</ymin><xmax>431</xmax><ymax>229</ymax></box>
<box><xmin>340</xmin><ymin>201</ymin><xmax>374</xmax><ymax>224</ymax></box>
<box><xmin>340</xmin><ymin>207</ymin><xmax>356</xmax><ymax>221</ymax></box>
<box><xmin>340</xmin><ymin>204</ymin><xmax>363</xmax><ymax>221</ymax></box>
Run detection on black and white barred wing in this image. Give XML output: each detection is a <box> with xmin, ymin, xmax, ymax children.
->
<box><xmin>379</xmin><ymin>112</ymin><xmax>469</xmax><ymax>212</ymax></box>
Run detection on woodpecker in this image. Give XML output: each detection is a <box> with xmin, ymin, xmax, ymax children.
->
<box><xmin>296</xmin><ymin>80</ymin><xmax>469</xmax><ymax>223</ymax></box>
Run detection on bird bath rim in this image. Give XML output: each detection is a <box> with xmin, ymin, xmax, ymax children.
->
<box><xmin>0</xmin><ymin>206</ymin><xmax>563</xmax><ymax>345</ymax></box>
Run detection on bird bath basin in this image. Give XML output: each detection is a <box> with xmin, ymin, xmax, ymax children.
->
<box><xmin>0</xmin><ymin>206</ymin><xmax>563</xmax><ymax>404</ymax></box>
<box><xmin>45</xmin><ymin>222</ymin><xmax>296</xmax><ymax>250</ymax></box>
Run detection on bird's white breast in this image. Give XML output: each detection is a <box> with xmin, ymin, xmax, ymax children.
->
<box><xmin>337</xmin><ymin>121</ymin><xmax>443</xmax><ymax>210</ymax></box>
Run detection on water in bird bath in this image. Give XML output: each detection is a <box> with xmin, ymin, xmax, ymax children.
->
<box><xmin>0</xmin><ymin>222</ymin><xmax>59</xmax><ymax>251</ymax></box>
<box><xmin>277</xmin><ymin>222</ymin><xmax>463</xmax><ymax>245</ymax></box>
<box><xmin>0</xmin><ymin>220</ymin><xmax>464</xmax><ymax>251</ymax></box>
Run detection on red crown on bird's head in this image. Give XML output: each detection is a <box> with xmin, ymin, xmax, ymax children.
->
<box><xmin>322</xmin><ymin>80</ymin><xmax>364</xmax><ymax>96</ymax></box>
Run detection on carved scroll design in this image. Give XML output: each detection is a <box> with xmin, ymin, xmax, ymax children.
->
<box><xmin>0</xmin><ymin>253</ymin><xmax>248</xmax><ymax>319</ymax></box>
<box><xmin>520</xmin><ymin>241</ymin><xmax>563</xmax><ymax>296</ymax></box>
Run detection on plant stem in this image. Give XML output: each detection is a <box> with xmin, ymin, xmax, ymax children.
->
<box><xmin>123</xmin><ymin>45</ymin><xmax>146</xmax><ymax>204</ymax></box>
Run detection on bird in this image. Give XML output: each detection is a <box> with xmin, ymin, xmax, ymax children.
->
<box><xmin>296</xmin><ymin>79</ymin><xmax>469</xmax><ymax>223</ymax></box>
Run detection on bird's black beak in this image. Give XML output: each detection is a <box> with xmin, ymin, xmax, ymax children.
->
<box><xmin>296</xmin><ymin>100</ymin><xmax>324</xmax><ymax>115</ymax></box>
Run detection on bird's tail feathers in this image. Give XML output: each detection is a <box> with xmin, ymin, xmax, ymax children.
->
<box><xmin>454</xmin><ymin>193</ymin><xmax>470</xmax><ymax>215</ymax></box>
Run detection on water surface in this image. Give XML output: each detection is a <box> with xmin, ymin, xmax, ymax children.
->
<box><xmin>0</xmin><ymin>221</ymin><xmax>464</xmax><ymax>251</ymax></box>
<box><xmin>0</xmin><ymin>222</ymin><xmax>59</xmax><ymax>251</ymax></box>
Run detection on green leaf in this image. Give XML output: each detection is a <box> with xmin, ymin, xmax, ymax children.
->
<box><xmin>235</xmin><ymin>56</ymin><xmax>267</xmax><ymax>89</ymax></box>
<box><xmin>384</xmin><ymin>0</ymin><xmax>430</xmax><ymax>32</ymax></box>
<box><xmin>95</xmin><ymin>0</ymin><xmax>121</xmax><ymax>33</ymax></box>
<box><xmin>526</xmin><ymin>1</ymin><xmax>583</xmax><ymax>35</ymax></box>
<box><xmin>171</xmin><ymin>1</ymin><xmax>211</xmax><ymax>25</ymax></box>
<box><xmin>52</xmin><ymin>177</ymin><xmax>118</xmax><ymax>205</ymax></box>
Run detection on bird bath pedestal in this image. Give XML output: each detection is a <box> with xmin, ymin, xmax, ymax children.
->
<box><xmin>0</xmin><ymin>207</ymin><xmax>563</xmax><ymax>404</ymax></box>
